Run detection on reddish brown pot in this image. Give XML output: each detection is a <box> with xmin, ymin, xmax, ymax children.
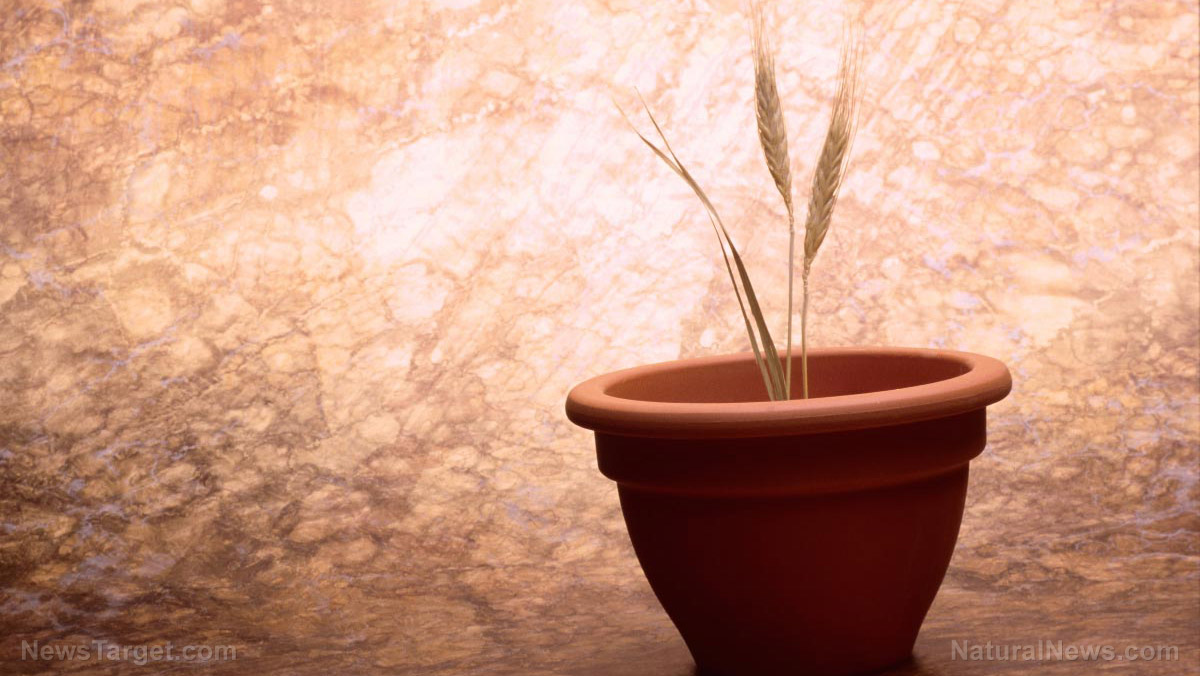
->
<box><xmin>566</xmin><ymin>347</ymin><xmax>1012</xmax><ymax>676</ymax></box>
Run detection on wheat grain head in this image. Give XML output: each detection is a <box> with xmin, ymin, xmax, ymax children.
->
<box><xmin>802</xmin><ymin>28</ymin><xmax>862</xmax><ymax>271</ymax></box>
<box><xmin>751</xmin><ymin>3</ymin><xmax>793</xmax><ymax>220</ymax></box>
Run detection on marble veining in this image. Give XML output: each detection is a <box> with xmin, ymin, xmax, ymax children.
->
<box><xmin>0</xmin><ymin>0</ymin><xmax>1197</xmax><ymax>673</ymax></box>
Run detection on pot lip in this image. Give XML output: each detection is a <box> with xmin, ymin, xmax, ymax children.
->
<box><xmin>565</xmin><ymin>346</ymin><xmax>1012</xmax><ymax>438</ymax></box>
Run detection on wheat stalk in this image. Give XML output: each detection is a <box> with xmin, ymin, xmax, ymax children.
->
<box><xmin>800</xmin><ymin>27</ymin><xmax>863</xmax><ymax>398</ymax></box>
<box><xmin>614</xmin><ymin>14</ymin><xmax>862</xmax><ymax>402</ymax></box>
<box><xmin>616</xmin><ymin>95</ymin><xmax>788</xmax><ymax>400</ymax></box>
<box><xmin>751</xmin><ymin>3</ymin><xmax>796</xmax><ymax>399</ymax></box>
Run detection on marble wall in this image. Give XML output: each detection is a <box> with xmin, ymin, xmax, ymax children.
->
<box><xmin>0</xmin><ymin>0</ymin><xmax>1196</xmax><ymax>673</ymax></box>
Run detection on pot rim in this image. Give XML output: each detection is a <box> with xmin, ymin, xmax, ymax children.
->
<box><xmin>565</xmin><ymin>346</ymin><xmax>1012</xmax><ymax>438</ymax></box>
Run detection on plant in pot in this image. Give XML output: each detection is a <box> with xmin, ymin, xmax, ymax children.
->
<box><xmin>565</xmin><ymin>8</ymin><xmax>1012</xmax><ymax>676</ymax></box>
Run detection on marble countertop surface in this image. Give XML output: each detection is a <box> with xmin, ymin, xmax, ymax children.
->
<box><xmin>0</xmin><ymin>0</ymin><xmax>1197</xmax><ymax>673</ymax></box>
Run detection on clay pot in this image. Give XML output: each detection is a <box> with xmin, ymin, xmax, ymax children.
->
<box><xmin>565</xmin><ymin>347</ymin><xmax>1012</xmax><ymax>676</ymax></box>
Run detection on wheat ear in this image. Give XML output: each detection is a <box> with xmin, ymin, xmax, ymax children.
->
<box><xmin>750</xmin><ymin>3</ymin><xmax>795</xmax><ymax>399</ymax></box>
<box><xmin>800</xmin><ymin>29</ymin><xmax>862</xmax><ymax>398</ymax></box>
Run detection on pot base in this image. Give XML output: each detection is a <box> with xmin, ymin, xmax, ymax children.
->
<box><xmin>694</xmin><ymin>654</ymin><xmax>914</xmax><ymax>676</ymax></box>
<box><xmin>619</xmin><ymin>466</ymin><xmax>970</xmax><ymax>676</ymax></box>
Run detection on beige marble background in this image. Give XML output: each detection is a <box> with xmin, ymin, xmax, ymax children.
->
<box><xmin>0</xmin><ymin>0</ymin><xmax>1197</xmax><ymax>673</ymax></box>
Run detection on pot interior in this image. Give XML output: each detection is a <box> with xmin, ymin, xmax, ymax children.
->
<box><xmin>605</xmin><ymin>352</ymin><xmax>971</xmax><ymax>403</ymax></box>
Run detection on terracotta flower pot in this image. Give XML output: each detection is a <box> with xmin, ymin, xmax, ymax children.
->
<box><xmin>566</xmin><ymin>347</ymin><xmax>1012</xmax><ymax>676</ymax></box>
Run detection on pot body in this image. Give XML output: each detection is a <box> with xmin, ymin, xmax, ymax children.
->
<box><xmin>601</xmin><ymin>413</ymin><xmax>981</xmax><ymax>676</ymax></box>
<box><xmin>567</xmin><ymin>348</ymin><xmax>1012</xmax><ymax>676</ymax></box>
